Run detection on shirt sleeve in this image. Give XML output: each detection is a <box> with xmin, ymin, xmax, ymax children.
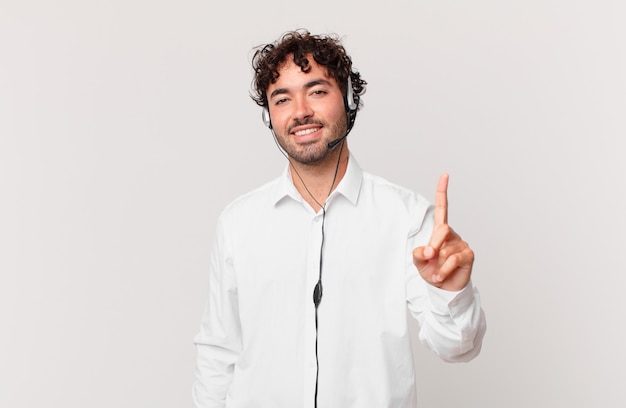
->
<box><xmin>405</xmin><ymin>202</ymin><xmax>487</xmax><ymax>363</ymax></box>
<box><xmin>193</xmin><ymin>214</ymin><xmax>242</xmax><ymax>407</ymax></box>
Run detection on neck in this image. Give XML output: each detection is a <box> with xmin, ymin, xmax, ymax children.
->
<box><xmin>289</xmin><ymin>144</ymin><xmax>349</xmax><ymax>212</ymax></box>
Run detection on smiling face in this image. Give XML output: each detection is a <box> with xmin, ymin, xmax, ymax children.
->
<box><xmin>266</xmin><ymin>55</ymin><xmax>347</xmax><ymax>165</ymax></box>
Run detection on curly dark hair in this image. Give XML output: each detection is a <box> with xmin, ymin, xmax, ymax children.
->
<box><xmin>250</xmin><ymin>29</ymin><xmax>367</xmax><ymax>112</ymax></box>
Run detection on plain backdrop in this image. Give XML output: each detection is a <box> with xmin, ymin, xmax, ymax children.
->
<box><xmin>1</xmin><ymin>1</ymin><xmax>625</xmax><ymax>407</ymax></box>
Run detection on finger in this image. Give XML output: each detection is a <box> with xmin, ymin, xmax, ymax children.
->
<box><xmin>437</xmin><ymin>240</ymin><xmax>469</xmax><ymax>264</ymax></box>
<box><xmin>438</xmin><ymin>247</ymin><xmax>474</xmax><ymax>278</ymax></box>
<box><xmin>428</xmin><ymin>224</ymin><xmax>458</xmax><ymax>250</ymax></box>
<box><xmin>434</xmin><ymin>173</ymin><xmax>449</xmax><ymax>226</ymax></box>
<box><xmin>412</xmin><ymin>246</ymin><xmax>435</xmax><ymax>267</ymax></box>
<box><xmin>428</xmin><ymin>241</ymin><xmax>467</xmax><ymax>283</ymax></box>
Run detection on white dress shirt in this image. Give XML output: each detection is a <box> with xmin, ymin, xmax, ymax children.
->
<box><xmin>193</xmin><ymin>154</ymin><xmax>486</xmax><ymax>408</ymax></box>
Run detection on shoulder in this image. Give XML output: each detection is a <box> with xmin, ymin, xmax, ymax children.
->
<box><xmin>359</xmin><ymin>171</ymin><xmax>434</xmax><ymax>235</ymax></box>
<box><xmin>219</xmin><ymin>177</ymin><xmax>282</xmax><ymax>222</ymax></box>
<box><xmin>361</xmin><ymin>171</ymin><xmax>431</xmax><ymax>210</ymax></box>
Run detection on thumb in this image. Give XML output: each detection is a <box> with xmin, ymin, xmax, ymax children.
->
<box><xmin>412</xmin><ymin>245</ymin><xmax>435</xmax><ymax>270</ymax></box>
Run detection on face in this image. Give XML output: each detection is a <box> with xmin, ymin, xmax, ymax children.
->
<box><xmin>266</xmin><ymin>56</ymin><xmax>347</xmax><ymax>165</ymax></box>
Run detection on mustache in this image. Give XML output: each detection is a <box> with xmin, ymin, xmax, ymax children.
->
<box><xmin>287</xmin><ymin>118</ymin><xmax>324</xmax><ymax>134</ymax></box>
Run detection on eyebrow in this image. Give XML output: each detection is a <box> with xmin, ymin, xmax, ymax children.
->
<box><xmin>269</xmin><ymin>78</ymin><xmax>333</xmax><ymax>99</ymax></box>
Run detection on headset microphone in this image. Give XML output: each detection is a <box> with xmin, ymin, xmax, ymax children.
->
<box><xmin>326</xmin><ymin>134</ymin><xmax>348</xmax><ymax>149</ymax></box>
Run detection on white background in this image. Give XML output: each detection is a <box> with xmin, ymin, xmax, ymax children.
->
<box><xmin>1</xmin><ymin>1</ymin><xmax>625</xmax><ymax>407</ymax></box>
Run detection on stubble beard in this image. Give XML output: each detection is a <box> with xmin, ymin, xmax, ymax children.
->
<box><xmin>277</xmin><ymin>115</ymin><xmax>347</xmax><ymax>166</ymax></box>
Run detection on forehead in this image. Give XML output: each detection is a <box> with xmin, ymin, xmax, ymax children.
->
<box><xmin>269</xmin><ymin>56</ymin><xmax>337</xmax><ymax>91</ymax></box>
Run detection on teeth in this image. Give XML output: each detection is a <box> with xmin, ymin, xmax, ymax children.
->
<box><xmin>294</xmin><ymin>127</ymin><xmax>319</xmax><ymax>136</ymax></box>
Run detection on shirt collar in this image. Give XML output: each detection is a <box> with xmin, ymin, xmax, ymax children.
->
<box><xmin>273</xmin><ymin>152</ymin><xmax>363</xmax><ymax>207</ymax></box>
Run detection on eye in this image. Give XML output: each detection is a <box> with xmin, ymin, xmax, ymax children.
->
<box><xmin>274</xmin><ymin>97</ymin><xmax>289</xmax><ymax>106</ymax></box>
<box><xmin>311</xmin><ymin>89</ymin><xmax>327</xmax><ymax>96</ymax></box>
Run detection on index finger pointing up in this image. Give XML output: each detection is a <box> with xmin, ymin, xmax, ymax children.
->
<box><xmin>434</xmin><ymin>173</ymin><xmax>449</xmax><ymax>226</ymax></box>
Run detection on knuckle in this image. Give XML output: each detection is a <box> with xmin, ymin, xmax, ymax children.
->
<box><xmin>439</xmin><ymin>247</ymin><xmax>449</xmax><ymax>259</ymax></box>
<box><xmin>449</xmin><ymin>253</ymin><xmax>462</xmax><ymax>268</ymax></box>
<box><xmin>466</xmin><ymin>248</ymin><xmax>475</xmax><ymax>260</ymax></box>
<box><xmin>460</xmin><ymin>246</ymin><xmax>474</xmax><ymax>262</ymax></box>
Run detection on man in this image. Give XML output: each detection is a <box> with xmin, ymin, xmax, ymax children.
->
<box><xmin>193</xmin><ymin>30</ymin><xmax>486</xmax><ymax>408</ymax></box>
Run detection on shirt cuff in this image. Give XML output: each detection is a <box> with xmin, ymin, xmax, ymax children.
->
<box><xmin>426</xmin><ymin>280</ymin><xmax>475</xmax><ymax>316</ymax></box>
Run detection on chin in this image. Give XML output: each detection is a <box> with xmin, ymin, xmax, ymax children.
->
<box><xmin>289</xmin><ymin>146</ymin><xmax>332</xmax><ymax>165</ymax></box>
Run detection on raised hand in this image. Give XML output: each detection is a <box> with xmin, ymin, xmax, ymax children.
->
<box><xmin>412</xmin><ymin>174</ymin><xmax>474</xmax><ymax>291</ymax></box>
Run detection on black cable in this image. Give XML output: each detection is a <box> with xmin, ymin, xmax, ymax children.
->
<box><xmin>270</xmin><ymin>127</ymin><xmax>345</xmax><ymax>408</ymax></box>
<box><xmin>313</xmin><ymin>205</ymin><xmax>325</xmax><ymax>408</ymax></box>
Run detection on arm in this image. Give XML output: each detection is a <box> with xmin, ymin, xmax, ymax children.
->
<box><xmin>407</xmin><ymin>269</ymin><xmax>486</xmax><ymax>362</ymax></box>
<box><xmin>193</xmin><ymin>216</ymin><xmax>242</xmax><ymax>407</ymax></box>
<box><xmin>408</xmin><ymin>174</ymin><xmax>486</xmax><ymax>362</ymax></box>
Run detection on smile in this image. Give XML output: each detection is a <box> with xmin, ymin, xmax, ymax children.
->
<box><xmin>293</xmin><ymin>127</ymin><xmax>320</xmax><ymax>136</ymax></box>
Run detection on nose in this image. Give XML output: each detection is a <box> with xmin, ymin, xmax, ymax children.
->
<box><xmin>292</xmin><ymin>96</ymin><xmax>314</xmax><ymax>122</ymax></box>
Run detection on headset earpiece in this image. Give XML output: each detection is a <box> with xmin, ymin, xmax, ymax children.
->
<box><xmin>262</xmin><ymin>108</ymin><xmax>272</xmax><ymax>129</ymax></box>
<box><xmin>346</xmin><ymin>77</ymin><xmax>358</xmax><ymax>112</ymax></box>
